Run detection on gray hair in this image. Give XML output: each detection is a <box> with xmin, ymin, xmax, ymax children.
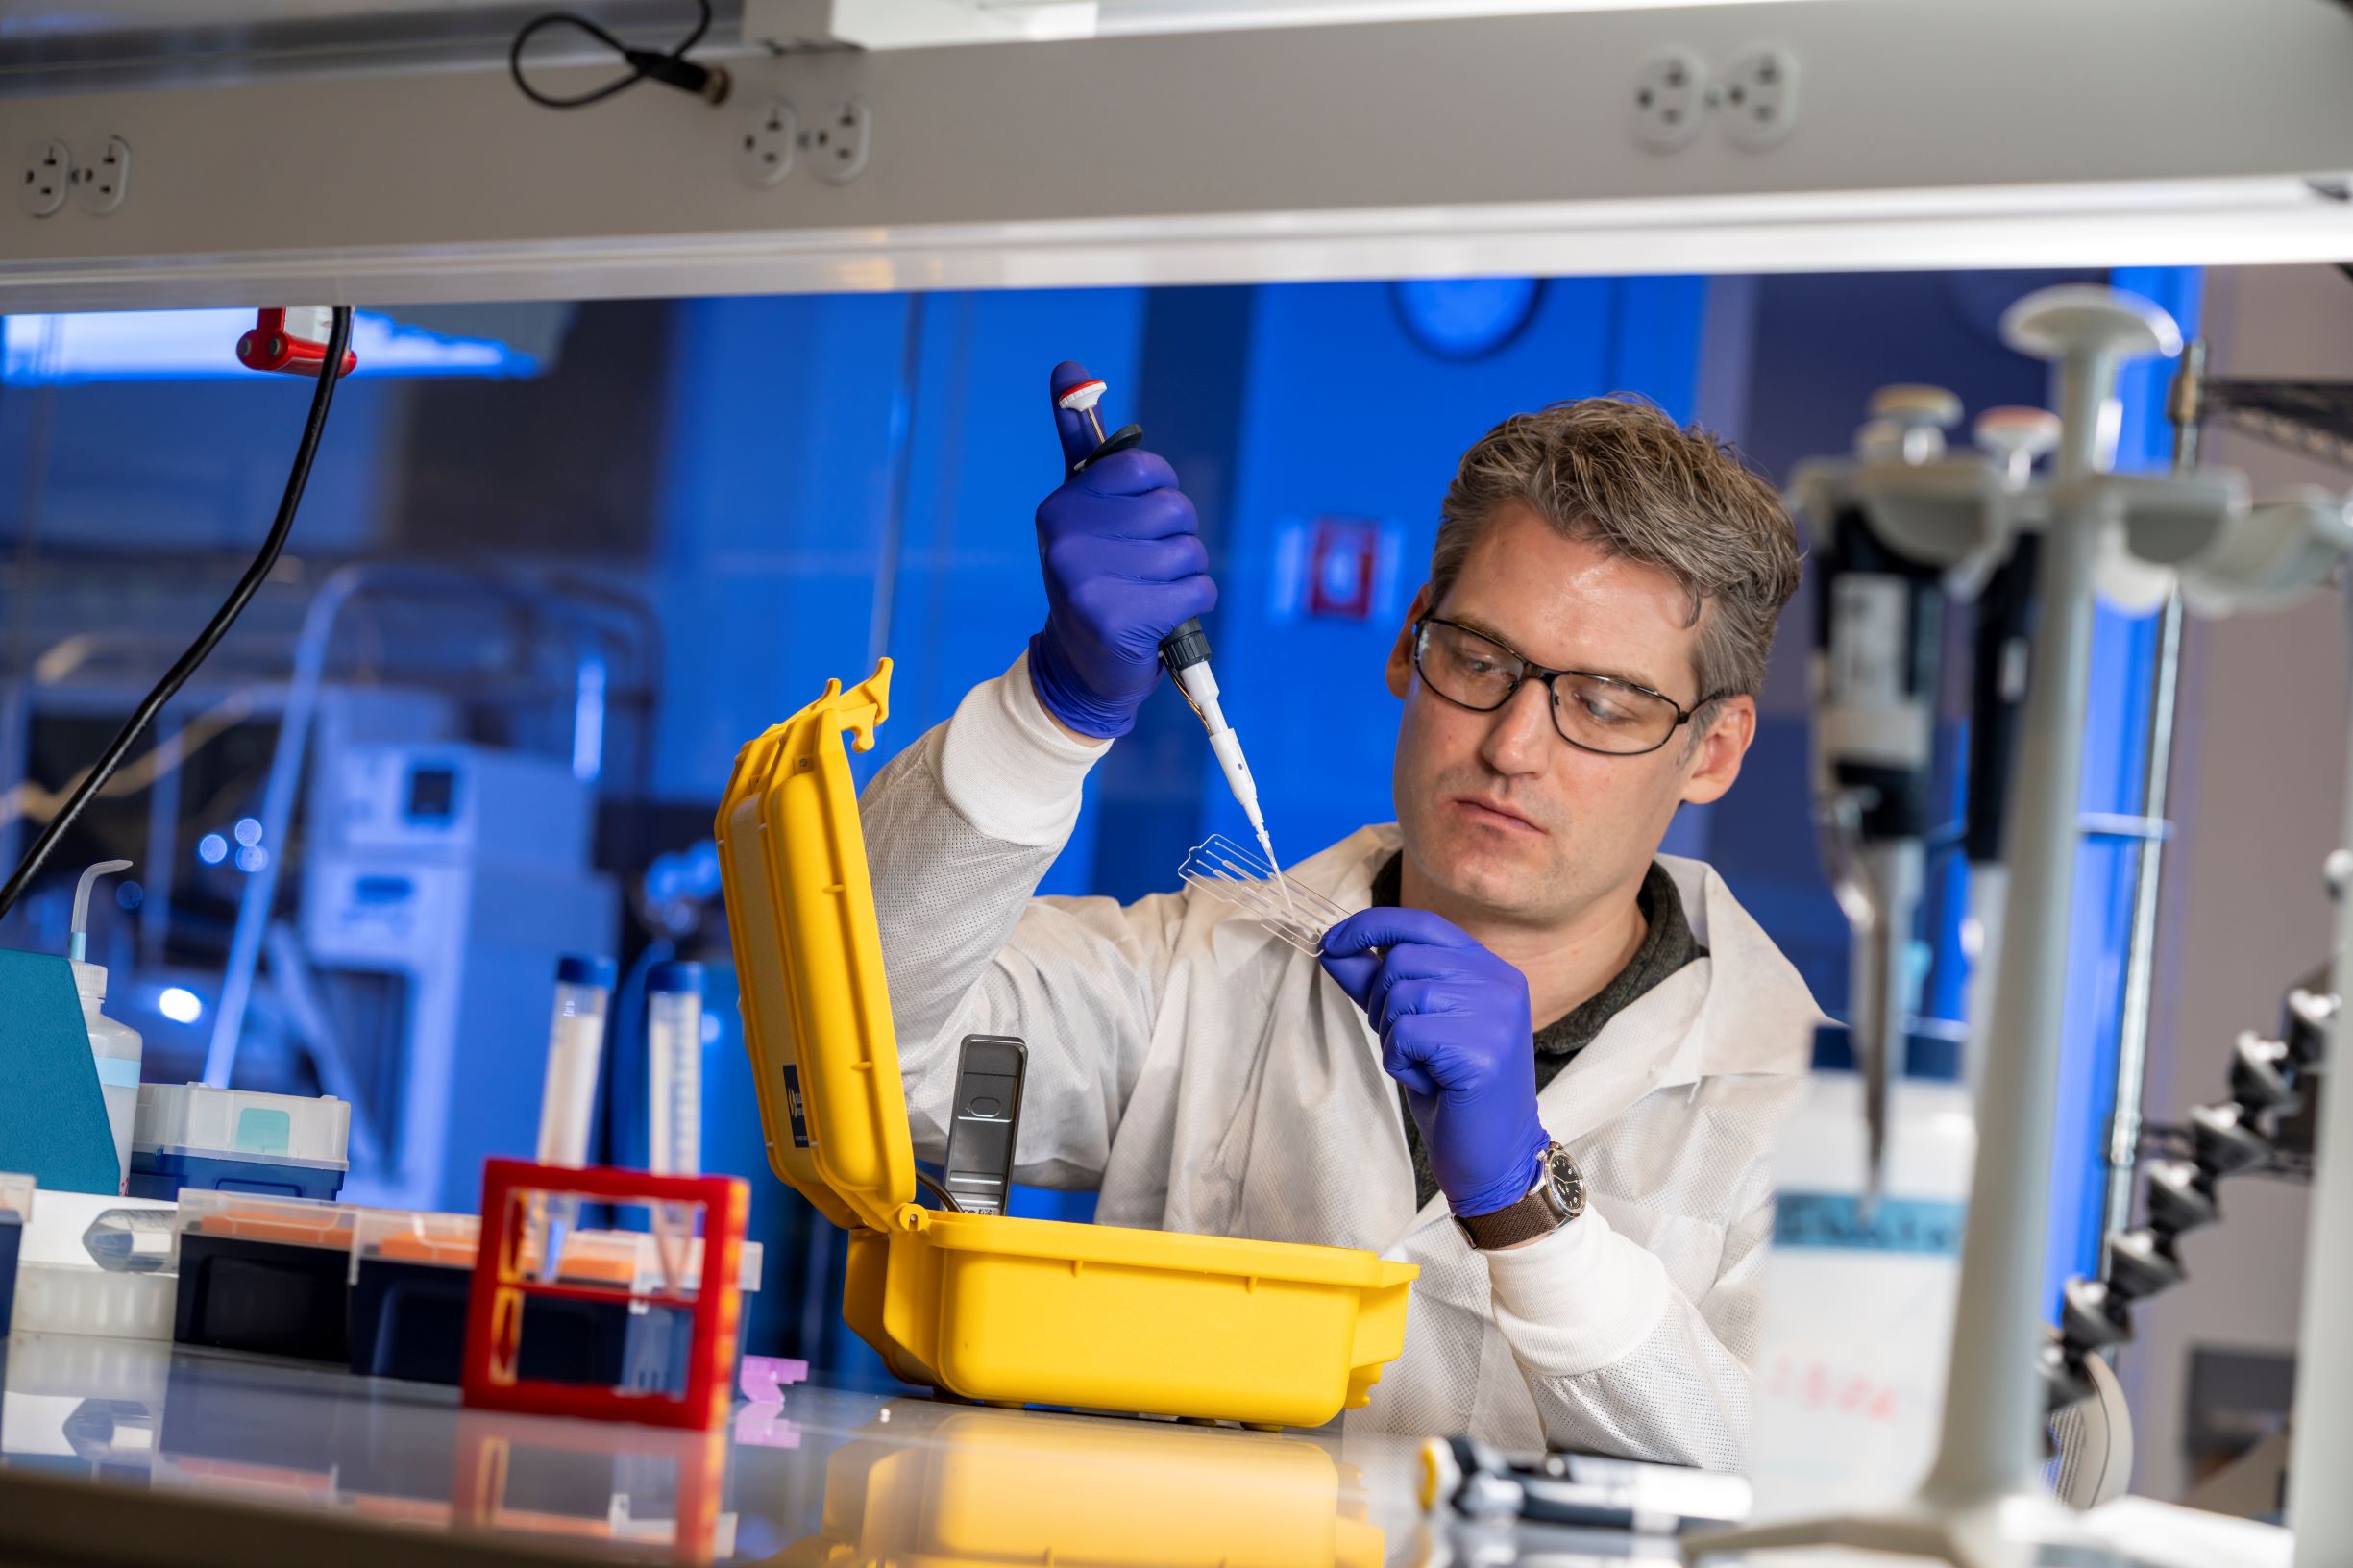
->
<box><xmin>1431</xmin><ymin>395</ymin><xmax>1802</xmax><ymax>707</ymax></box>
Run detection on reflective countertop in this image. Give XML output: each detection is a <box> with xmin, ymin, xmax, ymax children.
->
<box><xmin>0</xmin><ymin>1331</ymin><xmax>1677</xmax><ymax>1566</ymax></box>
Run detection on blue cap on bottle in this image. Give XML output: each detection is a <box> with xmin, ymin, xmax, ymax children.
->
<box><xmin>556</xmin><ymin>953</ymin><xmax>618</xmax><ymax>991</ymax></box>
<box><xmin>648</xmin><ymin>960</ymin><xmax>704</xmax><ymax>997</ymax></box>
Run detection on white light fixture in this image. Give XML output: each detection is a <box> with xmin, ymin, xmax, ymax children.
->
<box><xmin>755</xmin><ymin>0</ymin><xmax>1817</xmax><ymax>49</ymax></box>
<box><xmin>157</xmin><ymin>987</ymin><xmax>204</xmax><ymax>1024</ymax></box>
<box><xmin>2</xmin><ymin>308</ymin><xmax>543</xmax><ymax>385</ymax></box>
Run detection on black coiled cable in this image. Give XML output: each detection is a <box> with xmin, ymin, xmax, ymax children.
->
<box><xmin>0</xmin><ymin>306</ymin><xmax>355</xmax><ymax>922</ymax></box>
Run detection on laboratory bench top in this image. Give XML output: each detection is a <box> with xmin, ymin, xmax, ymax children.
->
<box><xmin>0</xmin><ymin>1333</ymin><xmax>2274</xmax><ymax>1568</ymax></box>
<box><xmin>0</xmin><ymin>1330</ymin><xmax>1675</xmax><ymax>1568</ymax></box>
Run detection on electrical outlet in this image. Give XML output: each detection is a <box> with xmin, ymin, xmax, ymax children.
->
<box><xmin>1630</xmin><ymin>51</ymin><xmax>1707</xmax><ymax>152</ymax></box>
<box><xmin>739</xmin><ymin>100</ymin><xmax>799</xmax><ymax>187</ymax></box>
<box><xmin>805</xmin><ymin>98</ymin><xmax>872</xmax><ymax>184</ymax></box>
<box><xmin>1718</xmin><ymin>45</ymin><xmax>1798</xmax><ymax>150</ymax></box>
<box><xmin>71</xmin><ymin>135</ymin><xmax>130</xmax><ymax>213</ymax></box>
<box><xmin>19</xmin><ymin>139</ymin><xmax>71</xmax><ymax>217</ymax></box>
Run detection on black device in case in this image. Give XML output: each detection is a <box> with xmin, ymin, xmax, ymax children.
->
<box><xmin>942</xmin><ymin>1035</ymin><xmax>1026</xmax><ymax>1217</ymax></box>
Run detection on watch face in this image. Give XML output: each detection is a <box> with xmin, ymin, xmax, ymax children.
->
<box><xmin>1546</xmin><ymin>1146</ymin><xmax>1586</xmax><ymax>1217</ymax></box>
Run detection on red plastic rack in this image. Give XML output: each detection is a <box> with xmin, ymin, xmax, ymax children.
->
<box><xmin>462</xmin><ymin>1158</ymin><xmax>748</xmax><ymax>1431</ymax></box>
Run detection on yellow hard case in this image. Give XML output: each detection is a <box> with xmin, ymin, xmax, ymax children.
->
<box><xmin>716</xmin><ymin>662</ymin><xmax>1416</xmax><ymax>1429</ymax></box>
<box><xmin>782</xmin><ymin>1400</ymin><xmax>1388</xmax><ymax>1567</ymax></box>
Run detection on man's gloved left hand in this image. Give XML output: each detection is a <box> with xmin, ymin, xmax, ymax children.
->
<box><xmin>1319</xmin><ymin>908</ymin><xmax>1550</xmax><ymax>1218</ymax></box>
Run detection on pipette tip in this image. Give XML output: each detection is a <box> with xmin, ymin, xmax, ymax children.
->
<box><xmin>1254</xmin><ymin>825</ymin><xmax>1294</xmax><ymax>913</ymax></box>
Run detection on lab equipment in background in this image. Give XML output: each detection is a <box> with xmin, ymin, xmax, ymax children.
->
<box><xmin>942</xmin><ymin>1035</ymin><xmax>1026</xmax><ymax>1217</ymax></box>
<box><xmin>233</xmin><ymin>306</ymin><xmax>360</xmax><ymax>379</ymax></box>
<box><xmin>718</xmin><ymin>660</ymin><xmax>1416</xmax><ymax>1428</ymax></box>
<box><xmin>1957</xmin><ymin>406</ymin><xmax>2057</xmax><ymax>1066</ymax></box>
<box><xmin>171</xmin><ymin>1189</ymin><xmax>358</xmax><ymax>1363</ymax></box>
<box><xmin>1180</xmin><ymin>833</ymin><xmax>1349</xmax><ymax>956</ymax></box>
<box><xmin>1696</xmin><ymin>285</ymin><xmax>2353</xmax><ymax>1568</ymax></box>
<box><xmin>1422</xmin><ymin>1434</ymin><xmax>1752</xmax><ymax>1535</ymax></box>
<box><xmin>303</xmin><ymin>742</ymin><xmax>620</xmax><ymax>1212</ymax></box>
<box><xmin>461</xmin><ymin>1158</ymin><xmax>748</xmax><ymax>1431</ymax></box>
<box><xmin>2166</xmin><ymin>326</ymin><xmax>2353</xmax><ymax>1568</ymax></box>
<box><xmin>11</xmin><ymin>1250</ymin><xmax>175</xmax><ymax>1340</ymax></box>
<box><xmin>646</xmin><ymin>960</ymin><xmax>702</xmax><ymax>1283</ymax></box>
<box><xmin>8</xmin><ymin>1189</ymin><xmax>178</xmax><ymax>1339</ymax></box>
<box><xmin>67</xmin><ymin>860</ymin><xmax>141</xmax><ymax>1191</ymax></box>
<box><xmin>127</xmin><ymin>1083</ymin><xmax>349</xmax><ymax>1202</ymax></box>
<box><xmin>532</xmin><ymin>953</ymin><xmax>614</xmax><ymax>1283</ymax></box>
<box><xmin>2045</xmin><ymin>969</ymin><xmax>2334</xmax><ymax>1465</ymax></box>
<box><xmin>786</xmin><ymin>1400</ymin><xmax>1388</xmax><ymax>1568</ymax></box>
<box><xmin>1059</xmin><ymin>369</ymin><xmax>1285</xmax><ymax>883</ymax></box>
<box><xmin>0</xmin><ymin>1174</ymin><xmax>28</xmax><ymax>1338</ymax></box>
<box><xmin>1745</xmin><ymin>1026</ymin><xmax>1974</xmax><ymax>1524</ymax></box>
<box><xmin>0</xmin><ymin>309</ymin><xmax>354</xmax><ymax>927</ymax></box>
<box><xmin>1794</xmin><ymin>386</ymin><xmax>1956</xmax><ymax>1204</ymax></box>
<box><xmin>82</xmin><ymin>1206</ymin><xmax>175</xmax><ymax>1273</ymax></box>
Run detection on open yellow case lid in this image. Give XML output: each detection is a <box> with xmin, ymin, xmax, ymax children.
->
<box><xmin>717</xmin><ymin>662</ymin><xmax>916</xmax><ymax>1235</ymax></box>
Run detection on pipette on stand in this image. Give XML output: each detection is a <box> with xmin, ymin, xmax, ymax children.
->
<box><xmin>1056</xmin><ymin>374</ymin><xmax>1288</xmax><ymax>898</ymax></box>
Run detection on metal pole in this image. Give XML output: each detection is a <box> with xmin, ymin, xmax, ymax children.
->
<box><xmin>1920</xmin><ymin>340</ymin><xmax>2113</xmax><ymax>1506</ymax></box>
<box><xmin>2101</xmin><ymin>592</ymin><xmax>2183</xmax><ymax>1249</ymax></box>
<box><xmin>2288</xmin><ymin>586</ymin><xmax>2353</xmax><ymax>1566</ymax></box>
<box><xmin>2105</xmin><ymin>337</ymin><xmax>2205</xmax><ymax>1252</ymax></box>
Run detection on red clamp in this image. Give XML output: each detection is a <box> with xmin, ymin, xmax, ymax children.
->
<box><xmin>235</xmin><ymin>306</ymin><xmax>358</xmax><ymax>378</ymax></box>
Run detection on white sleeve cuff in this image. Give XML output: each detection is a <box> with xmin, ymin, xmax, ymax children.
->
<box><xmin>934</xmin><ymin>653</ymin><xmax>1108</xmax><ymax>848</ymax></box>
<box><xmin>1483</xmin><ymin>1205</ymin><xmax>1674</xmax><ymax>1379</ymax></box>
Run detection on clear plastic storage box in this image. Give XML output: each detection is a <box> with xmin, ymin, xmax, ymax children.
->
<box><xmin>131</xmin><ymin>1085</ymin><xmax>351</xmax><ymax>1202</ymax></box>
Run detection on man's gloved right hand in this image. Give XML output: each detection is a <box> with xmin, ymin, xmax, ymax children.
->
<box><xmin>1026</xmin><ymin>360</ymin><xmax>1216</xmax><ymax>741</ymax></box>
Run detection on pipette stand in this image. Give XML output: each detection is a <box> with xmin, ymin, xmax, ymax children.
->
<box><xmin>2287</xmin><ymin>591</ymin><xmax>2353</xmax><ymax>1568</ymax></box>
<box><xmin>1691</xmin><ymin>287</ymin><xmax>2241</xmax><ymax>1568</ymax></box>
<box><xmin>462</xmin><ymin>1158</ymin><xmax>748</xmax><ymax>1432</ymax></box>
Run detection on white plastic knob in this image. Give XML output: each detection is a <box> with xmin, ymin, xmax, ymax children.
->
<box><xmin>1869</xmin><ymin>383</ymin><xmax>1963</xmax><ymax>430</ymax></box>
<box><xmin>1056</xmin><ymin>379</ymin><xmax>1107</xmax><ymax>413</ymax></box>
<box><xmin>1973</xmin><ymin>405</ymin><xmax>2062</xmax><ymax>466</ymax></box>
<box><xmin>2000</xmin><ymin>285</ymin><xmax>2182</xmax><ymax>364</ymax></box>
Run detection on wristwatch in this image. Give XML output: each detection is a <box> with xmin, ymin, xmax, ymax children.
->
<box><xmin>1455</xmin><ymin>1140</ymin><xmax>1586</xmax><ymax>1251</ymax></box>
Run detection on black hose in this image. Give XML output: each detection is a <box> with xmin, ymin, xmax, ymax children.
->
<box><xmin>0</xmin><ymin>306</ymin><xmax>355</xmax><ymax>921</ymax></box>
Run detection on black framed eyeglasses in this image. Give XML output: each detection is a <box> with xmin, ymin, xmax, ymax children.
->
<box><xmin>1410</xmin><ymin>615</ymin><xmax>1728</xmax><ymax>758</ymax></box>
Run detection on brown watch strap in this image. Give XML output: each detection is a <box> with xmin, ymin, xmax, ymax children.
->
<box><xmin>1457</xmin><ymin>1184</ymin><xmax>1568</xmax><ymax>1250</ymax></box>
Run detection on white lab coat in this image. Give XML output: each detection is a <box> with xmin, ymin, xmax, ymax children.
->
<box><xmin>859</xmin><ymin>658</ymin><xmax>1826</xmax><ymax>1468</ymax></box>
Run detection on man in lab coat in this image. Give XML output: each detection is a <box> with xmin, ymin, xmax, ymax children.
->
<box><xmin>859</xmin><ymin>362</ymin><xmax>1821</xmax><ymax>1468</ymax></box>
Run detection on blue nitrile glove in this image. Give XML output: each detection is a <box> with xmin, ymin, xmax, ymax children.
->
<box><xmin>1025</xmin><ymin>359</ymin><xmax>1216</xmax><ymax>740</ymax></box>
<box><xmin>1320</xmin><ymin>907</ymin><xmax>1550</xmax><ymax>1218</ymax></box>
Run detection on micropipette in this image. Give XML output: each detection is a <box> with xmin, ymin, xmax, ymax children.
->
<box><xmin>1056</xmin><ymin>374</ymin><xmax>1287</xmax><ymax>886</ymax></box>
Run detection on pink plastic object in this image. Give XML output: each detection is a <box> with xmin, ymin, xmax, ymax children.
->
<box><xmin>734</xmin><ymin>1404</ymin><xmax>803</xmax><ymax>1449</ymax></box>
<box><xmin>734</xmin><ymin>1355</ymin><xmax>809</xmax><ymax>1449</ymax></box>
<box><xmin>740</xmin><ymin>1355</ymin><xmax>809</xmax><ymax>1404</ymax></box>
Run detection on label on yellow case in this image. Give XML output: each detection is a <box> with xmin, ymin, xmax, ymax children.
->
<box><xmin>781</xmin><ymin>1065</ymin><xmax>812</xmax><ymax>1149</ymax></box>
